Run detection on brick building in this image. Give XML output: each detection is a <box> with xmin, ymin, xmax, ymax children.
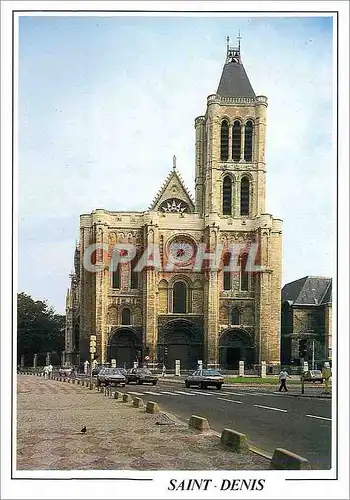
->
<box><xmin>281</xmin><ymin>276</ymin><xmax>332</xmax><ymax>367</ymax></box>
<box><xmin>65</xmin><ymin>40</ymin><xmax>283</xmax><ymax>371</ymax></box>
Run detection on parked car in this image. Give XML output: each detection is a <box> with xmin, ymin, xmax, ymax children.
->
<box><xmin>103</xmin><ymin>368</ymin><xmax>126</xmax><ymax>387</ymax></box>
<box><xmin>96</xmin><ymin>368</ymin><xmax>111</xmax><ymax>386</ymax></box>
<box><xmin>117</xmin><ymin>367</ymin><xmax>128</xmax><ymax>377</ymax></box>
<box><xmin>58</xmin><ymin>365</ymin><xmax>75</xmax><ymax>377</ymax></box>
<box><xmin>126</xmin><ymin>368</ymin><xmax>158</xmax><ymax>385</ymax></box>
<box><xmin>185</xmin><ymin>369</ymin><xmax>224</xmax><ymax>390</ymax></box>
<box><xmin>301</xmin><ymin>370</ymin><xmax>324</xmax><ymax>383</ymax></box>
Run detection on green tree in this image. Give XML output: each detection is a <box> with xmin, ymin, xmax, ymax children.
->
<box><xmin>17</xmin><ymin>292</ymin><xmax>65</xmax><ymax>365</ymax></box>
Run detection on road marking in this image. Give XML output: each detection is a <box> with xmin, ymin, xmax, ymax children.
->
<box><xmin>254</xmin><ymin>404</ymin><xmax>288</xmax><ymax>413</ymax></box>
<box><xmin>128</xmin><ymin>391</ymin><xmax>145</xmax><ymax>396</ymax></box>
<box><xmin>188</xmin><ymin>390</ymin><xmax>217</xmax><ymax>396</ymax></box>
<box><xmin>306</xmin><ymin>414</ymin><xmax>331</xmax><ymax>421</ymax></box>
<box><xmin>144</xmin><ymin>391</ymin><xmax>162</xmax><ymax>396</ymax></box>
<box><xmin>160</xmin><ymin>391</ymin><xmax>176</xmax><ymax>395</ymax></box>
<box><xmin>225</xmin><ymin>392</ymin><xmax>246</xmax><ymax>396</ymax></box>
<box><xmin>217</xmin><ymin>397</ymin><xmax>242</xmax><ymax>404</ymax></box>
<box><xmin>173</xmin><ymin>390</ymin><xmax>196</xmax><ymax>396</ymax></box>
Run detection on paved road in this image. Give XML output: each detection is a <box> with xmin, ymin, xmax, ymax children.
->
<box><xmin>115</xmin><ymin>380</ymin><xmax>332</xmax><ymax>470</ymax></box>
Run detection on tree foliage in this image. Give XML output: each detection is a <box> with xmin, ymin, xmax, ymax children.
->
<box><xmin>17</xmin><ymin>292</ymin><xmax>65</xmax><ymax>365</ymax></box>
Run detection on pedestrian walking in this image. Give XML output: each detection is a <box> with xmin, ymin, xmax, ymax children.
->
<box><xmin>161</xmin><ymin>365</ymin><xmax>166</xmax><ymax>377</ymax></box>
<box><xmin>48</xmin><ymin>364</ymin><xmax>53</xmax><ymax>379</ymax></box>
<box><xmin>278</xmin><ymin>368</ymin><xmax>291</xmax><ymax>392</ymax></box>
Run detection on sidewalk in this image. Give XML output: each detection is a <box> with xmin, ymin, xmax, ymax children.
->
<box><xmin>17</xmin><ymin>375</ymin><xmax>269</xmax><ymax>471</ymax></box>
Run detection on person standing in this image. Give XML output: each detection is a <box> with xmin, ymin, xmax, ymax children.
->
<box><xmin>278</xmin><ymin>368</ymin><xmax>291</xmax><ymax>392</ymax></box>
<box><xmin>48</xmin><ymin>364</ymin><xmax>53</xmax><ymax>379</ymax></box>
<box><xmin>162</xmin><ymin>365</ymin><xmax>166</xmax><ymax>377</ymax></box>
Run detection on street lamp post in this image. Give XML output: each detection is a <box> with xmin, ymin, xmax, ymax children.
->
<box><xmin>89</xmin><ymin>335</ymin><xmax>97</xmax><ymax>389</ymax></box>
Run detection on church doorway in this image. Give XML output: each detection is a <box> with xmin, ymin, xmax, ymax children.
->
<box><xmin>107</xmin><ymin>328</ymin><xmax>142</xmax><ymax>369</ymax></box>
<box><xmin>158</xmin><ymin>319</ymin><xmax>203</xmax><ymax>371</ymax></box>
<box><xmin>219</xmin><ymin>328</ymin><xmax>254</xmax><ymax>369</ymax></box>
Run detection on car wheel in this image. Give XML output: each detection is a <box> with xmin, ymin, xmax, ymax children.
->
<box><xmin>216</xmin><ymin>383</ymin><xmax>222</xmax><ymax>390</ymax></box>
<box><xmin>185</xmin><ymin>380</ymin><xmax>190</xmax><ymax>388</ymax></box>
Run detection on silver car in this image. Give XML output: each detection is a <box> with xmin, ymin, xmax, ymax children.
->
<box><xmin>105</xmin><ymin>368</ymin><xmax>126</xmax><ymax>387</ymax></box>
<box><xmin>96</xmin><ymin>367</ymin><xmax>110</xmax><ymax>386</ymax></box>
<box><xmin>185</xmin><ymin>369</ymin><xmax>224</xmax><ymax>390</ymax></box>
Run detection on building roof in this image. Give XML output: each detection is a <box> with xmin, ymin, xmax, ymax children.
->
<box><xmin>216</xmin><ymin>43</ymin><xmax>256</xmax><ymax>98</ymax></box>
<box><xmin>282</xmin><ymin>276</ymin><xmax>332</xmax><ymax>306</ymax></box>
<box><xmin>148</xmin><ymin>166</ymin><xmax>195</xmax><ymax>213</ymax></box>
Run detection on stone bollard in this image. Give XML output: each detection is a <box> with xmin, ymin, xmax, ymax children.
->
<box><xmin>220</xmin><ymin>428</ymin><xmax>249</xmax><ymax>453</ymax></box>
<box><xmin>188</xmin><ymin>415</ymin><xmax>210</xmax><ymax>432</ymax></box>
<box><xmin>72</xmin><ymin>379</ymin><xmax>75</xmax><ymax>384</ymax></box>
<box><xmin>114</xmin><ymin>391</ymin><xmax>123</xmax><ymax>400</ymax></box>
<box><xmin>122</xmin><ymin>393</ymin><xmax>132</xmax><ymax>403</ymax></box>
<box><xmin>76</xmin><ymin>380</ymin><xmax>80</xmax><ymax>385</ymax></box>
<box><xmin>146</xmin><ymin>401</ymin><xmax>160</xmax><ymax>414</ymax></box>
<box><xmin>270</xmin><ymin>448</ymin><xmax>311</xmax><ymax>470</ymax></box>
<box><xmin>133</xmin><ymin>397</ymin><xmax>144</xmax><ymax>408</ymax></box>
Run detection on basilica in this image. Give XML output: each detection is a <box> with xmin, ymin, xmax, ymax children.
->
<box><xmin>65</xmin><ymin>40</ymin><xmax>283</xmax><ymax>371</ymax></box>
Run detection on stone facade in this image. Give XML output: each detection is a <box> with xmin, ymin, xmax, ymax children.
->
<box><xmin>65</xmin><ymin>42</ymin><xmax>283</xmax><ymax>370</ymax></box>
<box><xmin>281</xmin><ymin>276</ymin><xmax>332</xmax><ymax>366</ymax></box>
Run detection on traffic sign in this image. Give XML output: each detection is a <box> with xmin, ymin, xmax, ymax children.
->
<box><xmin>144</xmin><ymin>356</ymin><xmax>150</xmax><ymax>361</ymax></box>
<box><xmin>90</xmin><ymin>340</ymin><xmax>96</xmax><ymax>347</ymax></box>
<box><xmin>90</xmin><ymin>335</ymin><xmax>97</xmax><ymax>341</ymax></box>
<box><xmin>90</xmin><ymin>347</ymin><xmax>96</xmax><ymax>354</ymax></box>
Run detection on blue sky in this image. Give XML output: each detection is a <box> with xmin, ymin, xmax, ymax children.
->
<box><xmin>18</xmin><ymin>15</ymin><xmax>334</xmax><ymax>313</ymax></box>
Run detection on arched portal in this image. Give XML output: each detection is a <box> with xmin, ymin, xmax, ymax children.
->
<box><xmin>107</xmin><ymin>328</ymin><xmax>142</xmax><ymax>369</ymax></box>
<box><xmin>158</xmin><ymin>319</ymin><xmax>203</xmax><ymax>370</ymax></box>
<box><xmin>219</xmin><ymin>328</ymin><xmax>254</xmax><ymax>369</ymax></box>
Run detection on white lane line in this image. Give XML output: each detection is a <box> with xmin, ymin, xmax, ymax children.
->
<box><xmin>217</xmin><ymin>397</ymin><xmax>242</xmax><ymax>404</ymax></box>
<box><xmin>144</xmin><ymin>391</ymin><xmax>162</xmax><ymax>396</ymax></box>
<box><xmin>160</xmin><ymin>391</ymin><xmax>176</xmax><ymax>395</ymax></box>
<box><xmin>173</xmin><ymin>390</ymin><xmax>197</xmax><ymax>396</ymax></box>
<box><xmin>254</xmin><ymin>404</ymin><xmax>288</xmax><ymax>413</ymax></box>
<box><xmin>188</xmin><ymin>391</ymin><xmax>217</xmax><ymax>396</ymax></box>
<box><xmin>224</xmin><ymin>392</ymin><xmax>246</xmax><ymax>396</ymax></box>
<box><xmin>306</xmin><ymin>414</ymin><xmax>332</xmax><ymax>421</ymax></box>
<box><xmin>128</xmin><ymin>391</ymin><xmax>145</xmax><ymax>396</ymax></box>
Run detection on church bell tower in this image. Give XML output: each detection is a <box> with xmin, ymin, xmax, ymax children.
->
<box><xmin>195</xmin><ymin>35</ymin><xmax>268</xmax><ymax>219</ymax></box>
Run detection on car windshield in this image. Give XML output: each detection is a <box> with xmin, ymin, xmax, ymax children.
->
<box><xmin>311</xmin><ymin>370</ymin><xmax>322</xmax><ymax>375</ymax></box>
<box><xmin>137</xmin><ymin>369</ymin><xmax>152</xmax><ymax>375</ymax></box>
<box><xmin>201</xmin><ymin>370</ymin><xmax>221</xmax><ymax>376</ymax></box>
<box><xmin>111</xmin><ymin>369</ymin><xmax>123</xmax><ymax>375</ymax></box>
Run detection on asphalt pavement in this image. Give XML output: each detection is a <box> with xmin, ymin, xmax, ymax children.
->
<box><xmin>115</xmin><ymin>379</ymin><xmax>332</xmax><ymax>470</ymax></box>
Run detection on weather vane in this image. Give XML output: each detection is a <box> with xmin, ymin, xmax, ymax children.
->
<box><xmin>173</xmin><ymin>155</ymin><xmax>176</xmax><ymax>170</ymax></box>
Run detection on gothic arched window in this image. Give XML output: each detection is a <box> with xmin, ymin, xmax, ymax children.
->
<box><xmin>223</xmin><ymin>253</ymin><xmax>231</xmax><ymax>291</ymax></box>
<box><xmin>232</xmin><ymin>120</ymin><xmax>241</xmax><ymax>162</ymax></box>
<box><xmin>244</xmin><ymin>120</ymin><xmax>253</xmax><ymax>162</ymax></box>
<box><xmin>173</xmin><ymin>281</ymin><xmax>187</xmax><ymax>313</ymax></box>
<box><xmin>222</xmin><ymin>176</ymin><xmax>232</xmax><ymax>215</ymax></box>
<box><xmin>231</xmin><ymin>308</ymin><xmax>240</xmax><ymax>325</ymax></box>
<box><xmin>220</xmin><ymin>120</ymin><xmax>229</xmax><ymax>161</ymax></box>
<box><xmin>240</xmin><ymin>177</ymin><xmax>250</xmax><ymax>216</ymax></box>
<box><xmin>121</xmin><ymin>308</ymin><xmax>131</xmax><ymax>325</ymax></box>
<box><xmin>240</xmin><ymin>253</ymin><xmax>249</xmax><ymax>291</ymax></box>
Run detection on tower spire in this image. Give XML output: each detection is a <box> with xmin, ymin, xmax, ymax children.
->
<box><xmin>237</xmin><ymin>30</ymin><xmax>242</xmax><ymax>51</ymax></box>
<box><xmin>173</xmin><ymin>155</ymin><xmax>176</xmax><ymax>170</ymax></box>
